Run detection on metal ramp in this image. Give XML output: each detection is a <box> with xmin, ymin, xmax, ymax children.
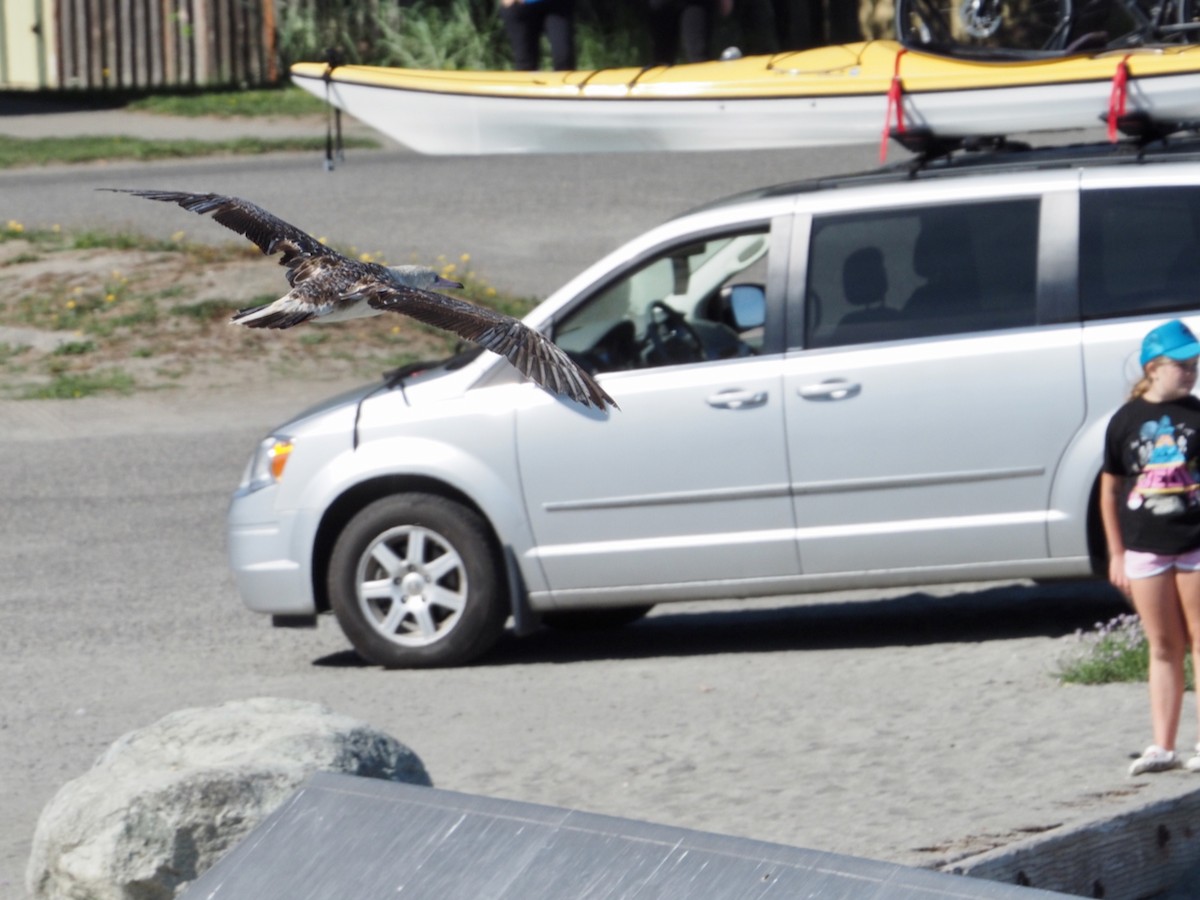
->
<box><xmin>182</xmin><ymin>771</ymin><xmax>1068</xmax><ymax>899</ymax></box>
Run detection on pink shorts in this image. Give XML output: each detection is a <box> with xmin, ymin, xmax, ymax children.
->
<box><xmin>1125</xmin><ymin>547</ymin><xmax>1200</xmax><ymax>580</ymax></box>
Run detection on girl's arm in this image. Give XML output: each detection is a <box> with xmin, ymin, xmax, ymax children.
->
<box><xmin>1099</xmin><ymin>471</ymin><xmax>1130</xmax><ymax>596</ymax></box>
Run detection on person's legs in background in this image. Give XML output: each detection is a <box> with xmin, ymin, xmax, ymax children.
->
<box><xmin>678</xmin><ymin>0</ymin><xmax>714</xmax><ymax>62</ymax></box>
<box><xmin>543</xmin><ymin>0</ymin><xmax>576</xmax><ymax>70</ymax></box>
<box><xmin>647</xmin><ymin>0</ymin><xmax>682</xmax><ymax>65</ymax></box>
<box><xmin>501</xmin><ymin>2</ymin><xmax>543</xmax><ymax>71</ymax></box>
<box><xmin>1173</xmin><ymin>565</ymin><xmax>1200</xmax><ymax>769</ymax></box>
<box><xmin>1129</xmin><ymin>569</ymin><xmax>1188</xmax><ymax>772</ymax></box>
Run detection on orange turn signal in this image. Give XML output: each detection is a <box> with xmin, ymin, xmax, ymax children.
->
<box><xmin>268</xmin><ymin>441</ymin><xmax>293</xmax><ymax>480</ymax></box>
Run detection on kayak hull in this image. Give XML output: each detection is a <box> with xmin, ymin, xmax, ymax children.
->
<box><xmin>291</xmin><ymin>41</ymin><xmax>1200</xmax><ymax>155</ymax></box>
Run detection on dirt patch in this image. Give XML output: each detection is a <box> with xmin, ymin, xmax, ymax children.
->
<box><xmin>0</xmin><ymin>237</ymin><xmax>475</xmax><ymax>399</ymax></box>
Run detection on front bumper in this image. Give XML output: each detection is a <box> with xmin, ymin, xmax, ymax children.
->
<box><xmin>227</xmin><ymin>488</ymin><xmax>317</xmax><ymax>616</ymax></box>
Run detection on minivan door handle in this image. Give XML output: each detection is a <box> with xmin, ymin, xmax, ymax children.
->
<box><xmin>706</xmin><ymin>388</ymin><xmax>768</xmax><ymax>410</ymax></box>
<box><xmin>797</xmin><ymin>379</ymin><xmax>861</xmax><ymax>401</ymax></box>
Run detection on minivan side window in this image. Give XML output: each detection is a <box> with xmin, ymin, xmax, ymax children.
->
<box><xmin>555</xmin><ymin>227</ymin><xmax>771</xmax><ymax>374</ymax></box>
<box><xmin>805</xmin><ymin>199</ymin><xmax>1040</xmax><ymax>349</ymax></box>
<box><xmin>1080</xmin><ymin>187</ymin><xmax>1200</xmax><ymax>321</ymax></box>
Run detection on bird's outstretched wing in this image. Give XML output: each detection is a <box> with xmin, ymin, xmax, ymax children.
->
<box><xmin>102</xmin><ymin>189</ymin><xmax>340</xmax><ymax>284</ymax></box>
<box><xmin>367</xmin><ymin>287</ymin><xmax>616</xmax><ymax>411</ymax></box>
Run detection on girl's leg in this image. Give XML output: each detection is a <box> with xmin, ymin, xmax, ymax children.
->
<box><xmin>1173</xmin><ymin>568</ymin><xmax>1200</xmax><ymax>751</ymax></box>
<box><xmin>1130</xmin><ymin>571</ymin><xmax>1188</xmax><ymax>753</ymax></box>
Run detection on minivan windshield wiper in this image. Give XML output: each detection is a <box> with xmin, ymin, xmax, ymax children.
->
<box><xmin>381</xmin><ymin>345</ymin><xmax>485</xmax><ymax>390</ymax></box>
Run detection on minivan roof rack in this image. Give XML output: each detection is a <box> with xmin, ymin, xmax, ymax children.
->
<box><xmin>895</xmin><ymin>117</ymin><xmax>1200</xmax><ymax>171</ymax></box>
<box><xmin>688</xmin><ymin>129</ymin><xmax>1200</xmax><ymax>217</ymax></box>
<box><xmin>889</xmin><ymin>129</ymin><xmax>1032</xmax><ymax>167</ymax></box>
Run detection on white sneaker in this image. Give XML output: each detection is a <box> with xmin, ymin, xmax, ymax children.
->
<box><xmin>1130</xmin><ymin>744</ymin><xmax>1180</xmax><ymax>776</ymax></box>
<box><xmin>1185</xmin><ymin>744</ymin><xmax>1200</xmax><ymax>772</ymax></box>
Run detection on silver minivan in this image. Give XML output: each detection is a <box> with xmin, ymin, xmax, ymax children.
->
<box><xmin>228</xmin><ymin>140</ymin><xmax>1200</xmax><ymax>667</ymax></box>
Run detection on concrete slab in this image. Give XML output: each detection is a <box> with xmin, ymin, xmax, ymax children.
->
<box><xmin>182</xmin><ymin>772</ymin><xmax>1070</xmax><ymax>900</ymax></box>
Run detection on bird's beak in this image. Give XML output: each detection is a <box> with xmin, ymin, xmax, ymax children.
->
<box><xmin>436</xmin><ymin>276</ymin><xmax>464</xmax><ymax>290</ymax></box>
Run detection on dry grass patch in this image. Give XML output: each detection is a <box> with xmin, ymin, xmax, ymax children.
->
<box><xmin>0</xmin><ymin>225</ymin><xmax>530</xmax><ymax>399</ymax></box>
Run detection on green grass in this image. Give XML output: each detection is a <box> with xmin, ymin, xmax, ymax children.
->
<box><xmin>0</xmin><ymin>134</ymin><xmax>377</xmax><ymax>170</ymax></box>
<box><xmin>0</xmin><ymin>342</ymin><xmax>30</xmax><ymax>364</ymax></box>
<box><xmin>171</xmin><ymin>299</ymin><xmax>242</xmax><ymax>321</ymax></box>
<box><xmin>69</xmin><ymin>229</ymin><xmax>180</xmax><ymax>252</ymax></box>
<box><xmin>275</xmin><ymin>0</ymin><xmax>650</xmax><ymax>71</ymax></box>
<box><xmin>126</xmin><ymin>86</ymin><xmax>328</xmax><ymax>118</ymax></box>
<box><xmin>1</xmin><ymin>223</ymin><xmax>535</xmax><ymax>400</ymax></box>
<box><xmin>1058</xmin><ymin>612</ymin><xmax>1195</xmax><ymax>688</ymax></box>
<box><xmin>53</xmin><ymin>340</ymin><xmax>97</xmax><ymax>356</ymax></box>
<box><xmin>21</xmin><ymin>369</ymin><xmax>135</xmax><ymax>400</ymax></box>
<box><xmin>2</xmin><ymin>222</ymin><xmax>66</xmax><ymax>246</ymax></box>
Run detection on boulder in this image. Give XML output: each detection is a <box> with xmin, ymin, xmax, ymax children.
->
<box><xmin>26</xmin><ymin>697</ymin><xmax>431</xmax><ymax>900</ymax></box>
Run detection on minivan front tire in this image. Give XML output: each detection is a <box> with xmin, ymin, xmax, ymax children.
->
<box><xmin>327</xmin><ymin>493</ymin><xmax>507</xmax><ymax>668</ymax></box>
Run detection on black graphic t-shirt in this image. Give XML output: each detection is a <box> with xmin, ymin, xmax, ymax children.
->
<box><xmin>1103</xmin><ymin>395</ymin><xmax>1200</xmax><ymax>554</ymax></box>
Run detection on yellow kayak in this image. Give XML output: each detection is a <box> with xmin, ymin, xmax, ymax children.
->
<box><xmin>292</xmin><ymin>40</ymin><xmax>1200</xmax><ymax>155</ymax></box>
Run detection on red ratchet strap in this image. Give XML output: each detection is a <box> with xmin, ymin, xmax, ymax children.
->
<box><xmin>1107</xmin><ymin>54</ymin><xmax>1133</xmax><ymax>143</ymax></box>
<box><xmin>881</xmin><ymin>48</ymin><xmax>908</xmax><ymax>162</ymax></box>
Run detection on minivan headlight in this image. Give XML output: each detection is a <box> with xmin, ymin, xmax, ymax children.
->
<box><xmin>240</xmin><ymin>435</ymin><xmax>294</xmax><ymax>494</ymax></box>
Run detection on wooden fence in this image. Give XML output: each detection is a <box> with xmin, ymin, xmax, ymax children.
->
<box><xmin>1</xmin><ymin>0</ymin><xmax>277</xmax><ymax>89</ymax></box>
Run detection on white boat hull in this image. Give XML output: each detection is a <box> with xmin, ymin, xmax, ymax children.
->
<box><xmin>291</xmin><ymin>44</ymin><xmax>1200</xmax><ymax>155</ymax></box>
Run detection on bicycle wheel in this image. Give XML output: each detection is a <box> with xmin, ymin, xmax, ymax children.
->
<box><xmin>897</xmin><ymin>0</ymin><xmax>1073</xmax><ymax>51</ymax></box>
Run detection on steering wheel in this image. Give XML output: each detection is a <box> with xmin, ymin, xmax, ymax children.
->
<box><xmin>580</xmin><ymin>319</ymin><xmax>640</xmax><ymax>374</ymax></box>
<box><xmin>645</xmin><ymin>300</ymin><xmax>705</xmax><ymax>366</ymax></box>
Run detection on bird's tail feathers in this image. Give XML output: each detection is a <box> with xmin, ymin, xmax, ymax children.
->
<box><xmin>230</xmin><ymin>301</ymin><xmax>314</xmax><ymax>330</ymax></box>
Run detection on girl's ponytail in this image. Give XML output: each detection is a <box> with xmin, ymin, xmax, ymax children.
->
<box><xmin>1130</xmin><ymin>359</ymin><xmax>1159</xmax><ymax>400</ymax></box>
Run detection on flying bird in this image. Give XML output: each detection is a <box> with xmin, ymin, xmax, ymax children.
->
<box><xmin>103</xmin><ymin>189</ymin><xmax>615</xmax><ymax>411</ymax></box>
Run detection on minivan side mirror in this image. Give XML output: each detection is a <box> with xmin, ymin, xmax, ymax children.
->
<box><xmin>721</xmin><ymin>283</ymin><xmax>766</xmax><ymax>331</ymax></box>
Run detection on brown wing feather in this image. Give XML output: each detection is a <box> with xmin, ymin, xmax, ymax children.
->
<box><xmin>105</xmin><ymin>188</ymin><xmax>615</xmax><ymax>410</ymax></box>
<box><xmin>367</xmin><ymin>287</ymin><xmax>616</xmax><ymax>411</ymax></box>
<box><xmin>101</xmin><ymin>189</ymin><xmax>343</xmax><ymax>285</ymax></box>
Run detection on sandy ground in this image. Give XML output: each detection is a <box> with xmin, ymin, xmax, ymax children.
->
<box><xmin>5</xmin><ymin>380</ymin><xmax>1200</xmax><ymax>900</ymax></box>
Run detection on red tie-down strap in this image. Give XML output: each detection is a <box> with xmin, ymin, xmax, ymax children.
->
<box><xmin>1107</xmin><ymin>54</ymin><xmax>1133</xmax><ymax>142</ymax></box>
<box><xmin>880</xmin><ymin>49</ymin><xmax>909</xmax><ymax>162</ymax></box>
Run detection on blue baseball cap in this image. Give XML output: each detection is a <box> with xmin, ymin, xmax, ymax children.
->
<box><xmin>1141</xmin><ymin>319</ymin><xmax>1200</xmax><ymax>367</ymax></box>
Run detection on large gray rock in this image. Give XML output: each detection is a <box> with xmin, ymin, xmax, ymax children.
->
<box><xmin>26</xmin><ymin>697</ymin><xmax>432</xmax><ymax>900</ymax></box>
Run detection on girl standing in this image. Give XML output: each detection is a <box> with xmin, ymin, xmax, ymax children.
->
<box><xmin>1102</xmin><ymin>319</ymin><xmax>1200</xmax><ymax>775</ymax></box>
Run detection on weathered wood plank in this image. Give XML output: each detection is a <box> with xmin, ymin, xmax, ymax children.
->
<box><xmin>946</xmin><ymin>789</ymin><xmax>1200</xmax><ymax>898</ymax></box>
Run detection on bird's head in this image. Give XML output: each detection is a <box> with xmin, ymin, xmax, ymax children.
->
<box><xmin>389</xmin><ymin>265</ymin><xmax>464</xmax><ymax>292</ymax></box>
